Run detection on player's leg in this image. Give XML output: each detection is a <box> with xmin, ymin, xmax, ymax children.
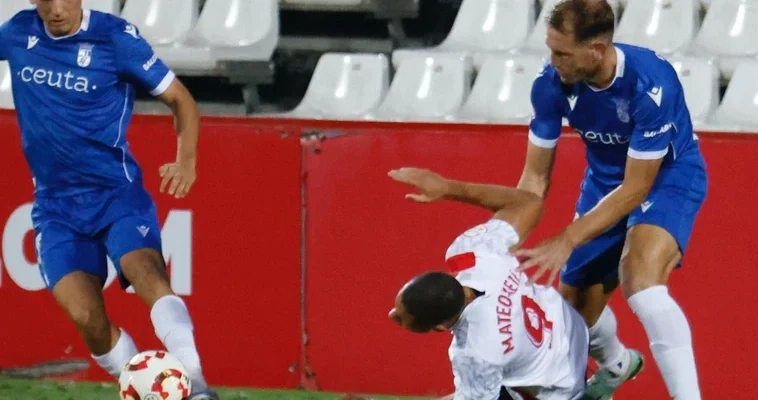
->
<box><xmin>620</xmin><ymin>224</ymin><xmax>700</xmax><ymax>400</ymax></box>
<box><xmin>621</xmin><ymin>165</ymin><xmax>707</xmax><ymax>400</ymax></box>
<box><xmin>560</xmin><ymin>279</ymin><xmax>629</xmax><ymax>372</ymax></box>
<box><xmin>37</xmin><ymin>222</ymin><xmax>139</xmax><ymax>379</ymax></box>
<box><xmin>560</xmin><ymin>238</ymin><xmax>642</xmax><ymax>384</ymax></box>
<box><xmin>51</xmin><ymin>271</ymin><xmax>139</xmax><ymax>378</ymax></box>
<box><xmin>101</xmin><ymin>186</ymin><xmax>213</xmax><ymax>398</ymax></box>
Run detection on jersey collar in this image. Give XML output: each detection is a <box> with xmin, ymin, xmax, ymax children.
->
<box><xmin>44</xmin><ymin>9</ymin><xmax>91</xmax><ymax>41</ymax></box>
<box><xmin>586</xmin><ymin>46</ymin><xmax>625</xmax><ymax>92</ymax></box>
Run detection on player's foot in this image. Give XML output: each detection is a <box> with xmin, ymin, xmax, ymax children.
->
<box><xmin>185</xmin><ymin>390</ymin><xmax>220</xmax><ymax>400</ymax></box>
<box><xmin>583</xmin><ymin>349</ymin><xmax>645</xmax><ymax>400</ymax></box>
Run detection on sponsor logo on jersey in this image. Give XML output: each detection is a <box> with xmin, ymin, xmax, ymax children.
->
<box><xmin>643</xmin><ymin>122</ymin><xmax>675</xmax><ymax>138</ymax></box>
<box><xmin>124</xmin><ymin>24</ymin><xmax>139</xmax><ymax>39</ymax></box>
<box><xmin>19</xmin><ymin>66</ymin><xmax>93</xmax><ymax>93</ymax></box>
<box><xmin>575</xmin><ymin>129</ymin><xmax>630</xmax><ymax>145</ymax></box>
<box><xmin>27</xmin><ymin>36</ymin><xmax>39</xmax><ymax>50</ymax></box>
<box><xmin>142</xmin><ymin>54</ymin><xmax>158</xmax><ymax>71</ymax></box>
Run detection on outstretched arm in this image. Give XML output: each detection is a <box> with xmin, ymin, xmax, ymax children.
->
<box><xmin>389</xmin><ymin>168</ymin><xmax>543</xmax><ymax>247</ymax></box>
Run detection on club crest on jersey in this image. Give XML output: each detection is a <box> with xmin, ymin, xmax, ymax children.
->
<box><xmin>77</xmin><ymin>43</ymin><xmax>93</xmax><ymax>68</ymax></box>
<box><xmin>613</xmin><ymin>98</ymin><xmax>630</xmax><ymax>123</ymax></box>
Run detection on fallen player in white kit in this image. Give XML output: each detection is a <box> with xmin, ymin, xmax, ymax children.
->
<box><xmin>359</xmin><ymin>168</ymin><xmax>594</xmax><ymax>400</ymax></box>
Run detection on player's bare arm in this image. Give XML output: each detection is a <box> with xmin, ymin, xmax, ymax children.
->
<box><xmin>388</xmin><ymin>168</ymin><xmax>543</xmax><ymax>248</ymax></box>
<box><xmin>156</xmin><ymin>79</ymin><xmax>201</xmax><ymax>199</ymax></box>
<box><xmin>517</xmin><ymin>141</ymin><xmax>557</xmax><ymax>199</ymax></box>
<box><xmin>516</xmin><ymin>155</ymin><xmax>664</xmax><ymax>285</ymax></box>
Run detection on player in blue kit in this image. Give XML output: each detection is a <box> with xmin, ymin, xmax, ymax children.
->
<box><xmin>2</xmin><ymin>1</ymin><xmax>217</xmax><ymax>399</ymax></box>
<box><xmin>515</xmin><ymin>1</ymin><xmax>705</xmax><ymax>399</ymax></box>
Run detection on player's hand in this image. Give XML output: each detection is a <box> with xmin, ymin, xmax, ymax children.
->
<box><xmin>514</xmin><ymin>232</ymin><xmax>576</xmax><ymax>286</ymax></box>
<box><xmin>388</xmin><ymin>167</ymin><xmax>450</xmax><ymax>203</ymax></box>
<box><xmin>159</xmin><ymin>161</ymin><xmax>196</xmax><ymax>199</ymax></box>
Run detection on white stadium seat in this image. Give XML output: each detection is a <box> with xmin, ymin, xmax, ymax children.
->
<box><xmin>0</xmin><ymin>0</ymin><xmax>34</xmax><ymax>22</ymax></box>
<box><xmin>366</xmin><ymin>55</ymin><xmax>472</xmax><ymax>122</ymax></box>
<box><xmin>668</xmin><ymin>57</ymin><xmax>719</xmax><ymax>127</ymax></box>
<box><xmin>156</xmin><ymin>0</ymin><xmax>278</xmax><ymax>72</ymax></box>
<box><xmin>82</xmin><ymin>0</ymin><xmax>121</xmax><ymax>15</ymax></box>
<box><xmin>121</xmin><ymin>0</ymin><xmax>198</xmax><ymax>45</ymax></box>
<box><xmin>289</xmin><ymin>53</ymin><xmax>390</xmax><ymax>119</ymax></box>
<box><xmin>393</xmin><ymin>0</ymin><xmax>535</xmax><ymax>69</ymax></box>
<box><xmin>614</xmin><ymin>0</ymin><xmax>699</xmax><ymax>56</ymax></box>
<box><xmin>711</xmin><ymin>60</ymin><xmax>758</xmax><ymax>129</ymax></box>
<box><xmin>521</xmin><ymin>0</ymin><xmax>562</xmax><ymax>55</ymax></box>
<box><xmin>692</xmin><ymin>0</ymin><xmax>758</xmax><ymax>80</ymax></box>
<box><xmin>455</xmin><ymin>54</ymin><xmax>545</xmax><ymax>123</ymax></box>
<box><xmin>0</xmin><ymin>0</ymin><xmax>34</xmax><ymax>110</ymax></box>
<box><xmin>521</xmin><ymin>0</ymin><xmax>619</xmax><ymax>56</ymax></box>
<box><xmin>0</xmin><ymin>63</ymin><xmax>14</xmax><ymax>110</ymax></box>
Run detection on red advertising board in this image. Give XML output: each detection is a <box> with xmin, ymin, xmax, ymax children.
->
<box><xmin>300</xmin><ymin>121</ymin><xmax>758</xmax><ymax>400</ymax></box>
<box><xmin>0</xmin><ymin>112</ymin><xmax>303</xmax><ymax>389</ymax></box>
<box><xmin>1</xmin><ymin>111</ymin><xmax>757</xmax><ymax>399</ymax></box>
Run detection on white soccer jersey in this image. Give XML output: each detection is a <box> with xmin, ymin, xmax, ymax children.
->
<box><xmin>445</xmin><ymin>219</ymin><xmax>589</xmax><ymax>400</ymax></box>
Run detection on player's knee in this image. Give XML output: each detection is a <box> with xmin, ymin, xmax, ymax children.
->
<box><xmin>69</xmin><ymin>306</ymin><xmax>109</xmax><ymax>334</ymax></box>
<box><xmin>619</xmin><ymin>250</ymin><xmax>664</xmax><ymax>298</ymax></box>
<box><xmin>120</xmin><ymin>249</ymin><xmax>174</xmax><ymax>306</ymax></box>
<box><xmin>120</xmin><ymin>249</ymin><xmax>169</xmax><ymax>281</ymax></box>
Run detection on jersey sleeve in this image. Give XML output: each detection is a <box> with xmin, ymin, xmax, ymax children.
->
<box><xmin>528</xmin><ymin>67</ymin><xmax>564</xmax><ymax>149</ymax></box>
<box><xmin>0</xmin><ymin>21</ymin><xmax>12</xmax><ymax>61</ymax></box>
<box><xmin>445</xmin><ymin>219</ymin><xmax>520</xmax><ymax>263</ymax></box>
<box><xmin>451</xmin><ymin>355</ymin><xmax>504</xmax><ymax>400</ymax></box>
<box><xmin>114</xmin><ymin>22</ymin><xmax>175</xmax><ymax>96</ymax></box>
<box><xmin>628</xmin><ymin>83</ymin><xmax>677</xmax><ymax>160</ymax></box>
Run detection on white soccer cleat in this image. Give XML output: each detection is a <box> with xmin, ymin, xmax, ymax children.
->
<box><xmin>583</xmin><ymin>349</ymin><xmax>645</xmax><ymax>400</ymax></box>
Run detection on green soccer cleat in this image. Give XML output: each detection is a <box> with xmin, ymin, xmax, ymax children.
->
<box><xmin>582</xmin><ymin>349</ymin><xmax>645</xmax><ymax>400</ymax></box>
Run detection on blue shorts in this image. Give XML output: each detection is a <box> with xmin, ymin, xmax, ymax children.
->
<box><xmin>31</xmin><ymin>182</ymin><xmax>163</xmax><ymax>291</ymax></box>
<box><xmin>561</xmin><ymin>165</ymin><xmax>708</xmax><ymax>288</ymax></box>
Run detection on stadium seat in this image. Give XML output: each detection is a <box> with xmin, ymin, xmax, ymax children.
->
<box><xmin>614</xmin><ymin>0</ymin><xmax>699</xmax><ymax>56</ymax></box>
<box><xmin>711</xmin><ymin>60</ymin><xmax>758</xmax><ymax>129</ymax></box>
<box><xmin>121</xmin><ymin>0</ymin><xmax>198</xmax><ymax>45</ymax></box>
<box><xmin>82</xmin><ymin>0</ymin><xmax>121</xmax><ymax>14</ymax></box>
<box><xmin>155</xmin><ymin>0</ymin><xmax>278</xmax><ymax>73</ymax></box>
<box><xmin>288</xmin><ymin>53</ymin><xmax>390</xmax><ymax>119</ymax></box>
<box><xmin>521</xmin><ymin>0</ymin><xmax>619</xmax><ymax>56</ymax></box>
<box><xmin>0</xmin><ymin>0</ymin><xmax>35</xmax><ymax>22</ymax></box>
<box><xmin>392</xmin><ymin>0</ymin><xmax>535</xmax><ymax>69</ymax></box>
<box><xmin>455</xmin><ymin>54</ymin><xmax>545</xmax><ymax>124</ymax></box>
<box><xmin>692</xmin><ymin>0</ymin><xmax>758</xmax><ymax>80</ymax></box>
<box><xmin>0</xmin><ymin>62</ymin><xmax>14</xmax><ymax>110</ymax></box>
<box><xmin>366</xmin><ymin>55</ymin><xmax>472</xmax><ymax>122</ymax></box>
<box><xmin>668</xmin><ymin>57</ymin><xmax>719</xmax><ymax>127</ymax></box>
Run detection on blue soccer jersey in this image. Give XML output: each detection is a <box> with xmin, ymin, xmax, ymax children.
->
<box><xmin>0</xmin><ymin>9</ymin><xmax>174</xmax><ymax>197</ymax></box>
<box><xmin>529</xmin><ymin>43</ymin><xmax>706</xmax><ymax>189</ymax></box>
<box><xmin>528</xmin><ymin>44</ymin><xmax>708</xmax><ymax>287</ymax></box>
<box><xmin>0</xmin><ymin>9</ymin><xmax>173</xmax><ymax>291</ymax></box>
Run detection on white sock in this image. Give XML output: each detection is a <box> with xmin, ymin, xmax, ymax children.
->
<box><xmin>92</xmin><ymin>329</ymin><xmax>139</xmax><ymax>379</ymax></box>
<box><xmin>588</xmin><ymin>306</ymin><xmax>629</xmax><ymax>377</ymax></box>
<box><xmin>151</xmin><ymin>295</ymin><xmax>208</xmax><ymax>393</ymax></box>
<box><xmin>628</xmin><ymin>285</ymin><xmax>701</xmax><ymax>400</ymax></box>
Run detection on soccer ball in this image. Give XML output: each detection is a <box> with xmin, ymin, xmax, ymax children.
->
<box><xmin>118</xmin><ymin>350</ymin><xmax>192</xmax><ymax>400</ymax></box>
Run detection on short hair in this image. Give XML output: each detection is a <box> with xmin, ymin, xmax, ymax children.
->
<box><xmin>401</xmin><ymin>272</ymin><xmax>465</xmax><ymax>332</ymax></box>
<box><xmin>547</xmin><ymin>0</ymin><xmax>615</xmax><ymax>43</ymax></box>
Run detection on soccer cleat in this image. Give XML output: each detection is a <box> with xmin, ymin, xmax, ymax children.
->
<box><xmin>185</xmin><ymin>390</ymin><xmax>220</xmax><ymax>400</ymax></box>
<box><xmin>582</xmin><ymin>349</ymin><xmax>645</xmax><ymax>400</ymax></box>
